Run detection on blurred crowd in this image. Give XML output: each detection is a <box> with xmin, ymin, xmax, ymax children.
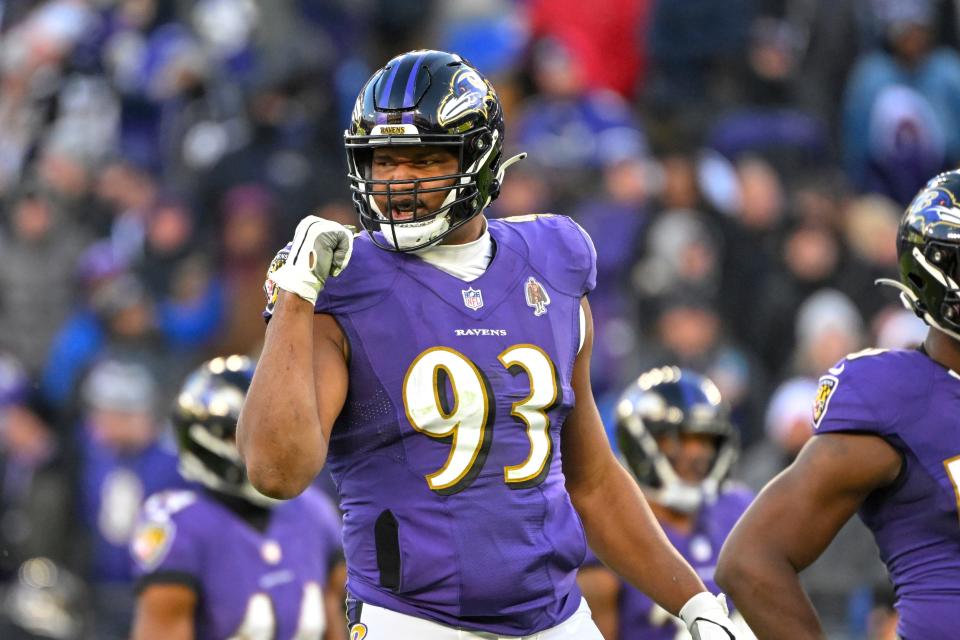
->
<box><xmin>0</xmin><ymin>0</ymin><xmax>953</xmax><ymax>638</ymax></box>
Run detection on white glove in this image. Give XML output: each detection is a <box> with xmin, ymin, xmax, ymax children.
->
<box><xmin>267</xmin><ymin>216</ymin><xmax>354</xmax><ymax>305</ymax></box>
<box><xmin>679</xmin><ymin>593</ymin><xmax>737</xmax><ymax>640</ymax></box>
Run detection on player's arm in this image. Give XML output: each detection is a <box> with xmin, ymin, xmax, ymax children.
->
<box><xmin>239</xmin><ymin>298</ymin><xmax>348</xmax><ymax>499</ymax></box>
<box><xmin>131</xmin><ymin>583</ymin><xmax>197</xmax><ymax>640</ymax></box>
<box><xmin>238</xmin><ymin>217</ymin><xmax>352</xmax><ymax>499</ymax></box>
<box><xmin>715</xmin><ymin>433</ymin><xmax>901</xmax><ymax>640</ymax></box>
<box><xmin>562</xmin><ymin>299</ymin><xmax>713</xmax><ymax>618</ymax></box>
<box><xmin>577</xmin><ymin>564</ymin><xmax>620</xmax><ymax>640</ymax></box>
<box><xmin>323</xmin><ymin>559</ymin><xmax>348</xmax><ymax>640</ymax></box>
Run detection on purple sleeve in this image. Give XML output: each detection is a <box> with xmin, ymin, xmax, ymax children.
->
<box><xmin>130</xmin><ymin>492</ymin><xmax>203</xmax><ymax>589</ymax></box>
<box><xmin>541</xmin><ymin>215</ymin><xmax>597</xmax><ymax>296</ymax></box>
<box><xmin>570</xmin><ymin>218</ymin><xmax>598</xmax><ymax>296</ymax></box>
<box><xmin>508</xmin><ymin>214</ymin><xmax>597</xmax><ymax>296</ymax></box>
<box><xmin>812</xmin><ymin>354</ymin><xmax>889</xmax><ymax>437</ymax></box>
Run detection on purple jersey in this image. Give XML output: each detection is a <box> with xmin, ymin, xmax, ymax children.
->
<box><xmin>131</xmin><ymin>488</ymin><xmax>342</xmax><ymax>640</ymax></box>
<box><xmin>586</xmin><ymin>487</ymin><xmax>752</xmax><ymax>639</ymax></box>
<box><xmin>315</xmin><ymin>215</ymin><xmax>596</xmax><ymax>635</ymax></box>
<box><xmin>813</xmin><ymin>348</ymin><xmax>960</xmax><ymax>639</ymax></box>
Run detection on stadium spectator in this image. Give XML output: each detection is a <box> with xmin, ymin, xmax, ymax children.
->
<box><xmin>513</xmin><ymin>36</ymin><xmax>648</xmax><ymax>202</ymax></box>
<box><xmin>574</xmin><ymin>156</ymin><xmax>653</xmax><ymax>397</ymax></box>
<box><xmin>0</xmin><ymin>184</ymin><xmax>89</xmax><ymax>374</ymax></box>
<box><xmin>0</xmin><ymin>353</ymin><xmax>72</xmax><ymax>581</ymax></box>
<box><xmin>527</xmin><ymin>0</ymin><xmax>652</xmax><ymax>99</ymax></box>
<box><xmin>790</xmin><ymin>288</ymin><xmax>865</xmax><ymax>377</ymax></box>
<box><xmin>736</xmin><ymin>376</ymin><xmax>817</xmax><ymax>493</ymax></box>
<box><xmin>751</xmin><ymin>222</ymin><xmax>844</xmax><ymax>378</ymax></box>
<box><xmin>74</xmin><ymin>359</ymin><xmax>185</xmax><ymax>640</ymax></box>
<box><xmin>211</xmin><ymin>184</ymin><xmax>277</xmax><ymax>357</ymax></box>
<box><xmin>842</xmin><ymin>0</ymin><xmax>960</xmax><ymax>204</ymax></box>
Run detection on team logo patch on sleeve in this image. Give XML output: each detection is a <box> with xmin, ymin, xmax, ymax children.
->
<box><xmin>131</xmin><ymin>520</ymin><xmax>175</xmax><ymax>570</ymax></box>
<box><xmin>263</xmin><ymin>244</ymin><xmax>291</xmax><ymax>316</ymax></box>
<box><xmin>812</xmin><ymin>375</ymin><xmax>839</xmax><ymax>429</ymax></box>
<box><xmin>349</xmin><ymin>623</ymin><xmax>368</xmax><ymax>640</ymax></box>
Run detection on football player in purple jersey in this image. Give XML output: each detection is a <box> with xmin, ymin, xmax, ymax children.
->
<box><xmin>579</xmin><ymin>367</ymin><xmax>754</xmax><ymax>640</ymax></box>
<box><xmin>130</xmin><ymin>356</ymin><xmax>347</xmax><ymax>640</ymax></box>
<box><xmin>717</xmin><ymin>169</ymin><xmax>960</xmax><ymax>640</ymax></box>
<box><xmin>238</xmin><ymin>50</ymin><xmax>740</xmax><ymax>639</ymax></box>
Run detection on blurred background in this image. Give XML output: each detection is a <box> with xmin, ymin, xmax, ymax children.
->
<box><xmin>0</xmin><ymin>0</ymin><xmax>949</xmax><ymax>637</ymax></box>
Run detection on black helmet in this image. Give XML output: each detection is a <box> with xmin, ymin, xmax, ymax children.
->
<box><xmin>344</xmin><ymin>49</ymin><xmax>524</xmax><ymax>251</ymax></box>
<box><xmin>878</xmin><ymin>170</ymin><xmax>960</xmax><ymax>341</ymax></box>
<box><xmin>615</xmin><ymin>367</ymin><xmax>738</xmax><ymax>513</ymax></box>
<box><xmin>172</xmin><ymin>356</ymin><xmax>275</xmax><ymax>507</ymax></box>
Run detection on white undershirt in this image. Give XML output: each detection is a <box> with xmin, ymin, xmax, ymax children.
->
<box><xmin>414</xmin><ymin>219</ymin><xmax>587</xmax><ymax>353</ymax></box>
<box><xmin>414</xmin><ymin>219</ymin><xmax>494</xmax><ymax>282</ymax></box>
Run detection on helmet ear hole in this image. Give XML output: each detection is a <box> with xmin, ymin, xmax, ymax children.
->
<box><xmin>908</xmin><ymin>273</ymin><xmax>926</xmax><ymax>290</ymax></box>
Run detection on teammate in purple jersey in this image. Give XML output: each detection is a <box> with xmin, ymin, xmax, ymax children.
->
<box><xmin>238</xmin><ymin>50</ymin><xmax>740</xmax><ymax>639</ymax></box>
<box><xmin>717</xmin><ymin>169</ymin><xmax>960</xmax><ymax>640</ymax></box>
<box><xmin>579</xmin><ymin>367</ymin><xmax>754</xmax><ymax>640</ymax></box>
<box><xmin>129</xmin><ymin>356</ymin><xmax>347</xmax><ymax>640</ymax></box>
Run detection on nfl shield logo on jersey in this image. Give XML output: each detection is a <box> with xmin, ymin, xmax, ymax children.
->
<box><xmin>462</xmin><ymin>287</ymin><xmax>484</xmax><ymax>311</ymax></box>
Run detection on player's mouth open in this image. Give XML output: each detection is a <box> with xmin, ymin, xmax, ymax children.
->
<box><xmin>390</xmin><ymin>201</ymin><xmax>424</xmax><ymax>222</ymax></box>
